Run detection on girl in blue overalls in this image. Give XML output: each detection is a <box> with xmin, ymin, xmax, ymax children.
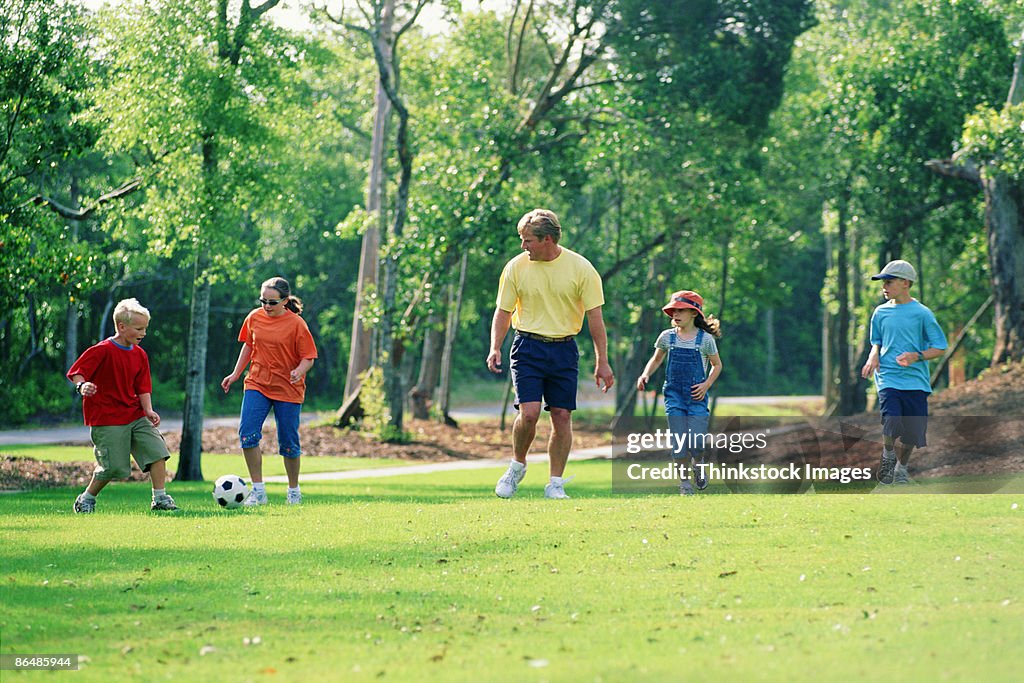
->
<box><xmin>636</xmin><ymin>290</ymin><xmax>723</xmax><ymax>495</ymax></box>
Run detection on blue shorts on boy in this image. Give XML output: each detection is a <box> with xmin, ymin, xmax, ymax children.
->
<box><xmin>878</xmin><ymin>388</ymin><xmax>929</xmax><ymax>448</ymax></box>
<box><xmin>509</xmin><ymin>333</ymin><xmax>579</xmax><ymax>411</ymax></box>
<box><xmin>239</xmin><ymin>389</ymin><xmax>302</xmax><ymax>457</ymax></box>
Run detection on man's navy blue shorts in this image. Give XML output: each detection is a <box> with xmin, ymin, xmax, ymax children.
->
<box><xmin>878</xmin><ymin>388</ymin><xmax>929</xmax><ymax>448</ymax></box>
<box><xmin>510</xmin><ymin>333</ymin><xmax>579</xmax><ymax>411</ymax></box>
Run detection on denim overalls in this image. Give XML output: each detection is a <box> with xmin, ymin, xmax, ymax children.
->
<box><xmin>664</xmin><ymin>329</ymin><xmax>710</xmax><ymax>460</ymax></box>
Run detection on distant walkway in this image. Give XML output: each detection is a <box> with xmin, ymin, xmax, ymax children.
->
<box><xmin>264</xmin><ymin>446</ymin><xmax>613</xmax><ymax>483</ymax></box>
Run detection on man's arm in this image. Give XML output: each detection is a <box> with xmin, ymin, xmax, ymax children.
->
<box><xmin>486</xmin><ymin>308</ymin><xmax>513</xmax><ymax>373</ymax></box>
<box><xmin>585</xmin><ymin>306</ymin><xmax>614</xmax><ymax>392</ymax></box>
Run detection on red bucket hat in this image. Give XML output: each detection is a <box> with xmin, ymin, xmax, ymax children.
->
<box><xmin>662</xmin><ymin>290</ymin><xmax>704</xmax><ymax>316</ymax></box>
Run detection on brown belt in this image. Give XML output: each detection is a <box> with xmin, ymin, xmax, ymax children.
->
<box><xmin>518</xmin><ymin>331</ymin><xmax>575</xmax><ymax>343</ymax></box>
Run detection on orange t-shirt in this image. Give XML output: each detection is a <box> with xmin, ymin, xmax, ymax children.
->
<box><xmin>238</xmin><ymin>309</ymin><xmax>318</xmax><ymax>403</ymax></box>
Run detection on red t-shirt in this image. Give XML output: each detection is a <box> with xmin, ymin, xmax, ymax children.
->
<box><xmin>239</xmin><ymin>309</ymin><xmax>318</xmax><ymax>403</ymax></box>
<box><xmin>66</xmin><ymin>339</ymin><xmax>151</xmax><ymax>426</ymax></box>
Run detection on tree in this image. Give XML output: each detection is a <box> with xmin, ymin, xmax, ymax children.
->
<box><xmin>929</xmin><ymin>32</ymin><xmax>1024</xmax><ymax>364</ymax></box>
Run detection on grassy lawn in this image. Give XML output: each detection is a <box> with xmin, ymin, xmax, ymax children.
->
<box><xmin>0</xmin><ymin>444</ymin><xmax>415</xmax><ymax>481</ymax></box>
<box><xmin>1</xmin><ymin>460</ymin><xmax>1021</xmax><ymax>682</ymax></box>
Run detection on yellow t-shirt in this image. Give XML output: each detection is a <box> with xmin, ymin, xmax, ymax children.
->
<box><xmin>496</xmin><ymin>247</ymin><xmax>605</xmax><ymax>337</ymax></box>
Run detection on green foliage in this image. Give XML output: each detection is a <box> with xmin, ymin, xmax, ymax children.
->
<box><xmin>963</xmin><ymin>102</ymin><xmax>1024</xmax><ymax>178</ymax></box>
<box><xmin>357</xmin><ymin>366</ymin><xmax>410</xmax><ymax>443</ymax></box>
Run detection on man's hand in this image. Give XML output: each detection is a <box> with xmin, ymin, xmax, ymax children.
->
<box><xmin>145</xmin><ymin>410</ymin><xmax>161</xmax><ymax>427</ymax></box>
<box><xmin>486</xmin><ymin>350</ymin><xmax>503</xmax><ymax>374</ymax></box>
<box><xmin>636</xmin><ymin>375</ymin><xmax>648</xmax><ymax>391</ymax></box>
<box><xmin>594</xmin><ymin>361</ymin><xmax>614</xmax><ymax>393</ymax></box>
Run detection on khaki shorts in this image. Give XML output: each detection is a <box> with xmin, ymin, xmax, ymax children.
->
<box><xmin>90</xmin><ymin>417</ymin><xmax>170</xmax><ymax>481</ymax></box>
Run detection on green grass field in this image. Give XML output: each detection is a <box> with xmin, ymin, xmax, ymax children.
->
<box><xmin>2</xmin><ymin>460</ymin><xmax>1022</xmax><ymax>682</ymax></box>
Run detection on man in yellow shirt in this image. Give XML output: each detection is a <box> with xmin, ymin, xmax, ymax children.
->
<box><xmin>486</xmin><ymin>208</ymin><xmax>615</xmax><ymax>499</ymax></box>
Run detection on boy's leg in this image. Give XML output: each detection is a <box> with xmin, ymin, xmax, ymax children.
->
<box><xmin>129</xmin><ymin>418</ymin><xmax>178</xmax><ymax>510</ymax></box>
<box><xmin>894</xmin><ymin>392</ymin><xmax>928</xmax><ymax>485</ymax></box>
<box><xmin>86</xmin><ymin>477</ymin><xmax>111</xmax><ymax>497</ymax></box>
<box><xmin>876</xmin><ymin>390</ymin><xmax>900</xmax><ymax>484</ymax></box>
<box><xmin>76</xmin><ymin>425</ymin><xmax>131</xmax><ymax>512</ymax></box>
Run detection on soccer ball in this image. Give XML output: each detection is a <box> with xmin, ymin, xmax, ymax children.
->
<box><xmin>212</xmin><ymin>474</ymin><xmax>250</xmax><ymax>508</ymax></box>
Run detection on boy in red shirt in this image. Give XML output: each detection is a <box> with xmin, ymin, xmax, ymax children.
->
<box><xmin>67</xmin><ymin>298</ymin><xmax>178</xmax><ymax>513</ymax></box>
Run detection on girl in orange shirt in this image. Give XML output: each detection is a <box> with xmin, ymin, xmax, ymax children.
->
<box><xmin>222</xmin><ymin>277</ymin><xmax>318</xmax><ymax>505</ymax></box>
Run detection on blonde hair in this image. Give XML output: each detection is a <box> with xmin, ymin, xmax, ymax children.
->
<box><xmin>517</xmin><ymin>208</ymin><xmax>562</xmax><ymax>243</ymax></box>
<box><xmin>113</xmin><ymin>298</ymin><xmax>150</xmax><ymax>327</ymax></box>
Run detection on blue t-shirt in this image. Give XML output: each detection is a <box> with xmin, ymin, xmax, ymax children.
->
<box><xmin>869</xmin><ymin>299</ymin><xmax>947</xmax><ymax>393</ymax></box>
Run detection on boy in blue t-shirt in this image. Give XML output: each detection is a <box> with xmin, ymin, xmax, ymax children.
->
<box><xmin>860</xmin><ymin>260</ymin><xmax>948</xmax><ymax>485</ymax></box>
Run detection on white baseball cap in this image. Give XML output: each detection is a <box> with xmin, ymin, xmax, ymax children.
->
<box><xmin>870</xmin><ymin>259</ymin><xmax>917</xmax><ymax>282</ymax></box>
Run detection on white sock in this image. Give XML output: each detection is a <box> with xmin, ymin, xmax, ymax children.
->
<box><xmin>152</xmin><ymin>488</ymin><xmax>166</xmax><ymax>499</ymax></box>
<box><xmin>883</xmin><ymin>447</ymin><xmax>896</xmax><ymax>458</ymax></box>
<box><xmin>253</xmin><ymin>482</ymin><xmax>266</xmax><ymax>493</ymax></box>
<box><xmin>81</xmin><ymin>491</ymin><xmax>96</xmax><ymax>502</ymax></box>
<box><xmin>287</xmin><ymin>486</ymin><xmax>300</xmax><ymax>495</ymax></box>
<box><xmin>509</xmin><ymin>460</ymin><xmax>526</xmax><ymax>472</ymax></box>
<box><xmin>550</xmin><ymin>476</ymin><xmax>564</xmax><ymax>485</ymax></box>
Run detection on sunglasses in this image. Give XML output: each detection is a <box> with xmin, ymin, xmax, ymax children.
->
<box><xmin>258</xmin><ymin>298</ymin><xmax>283</xmax><ymax>306</ymax></box>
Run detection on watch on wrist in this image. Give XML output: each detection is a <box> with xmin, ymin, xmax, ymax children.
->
<box><xmin>917</xmin><ymin>351</ymin><xmax>925</xmax><ymax>362</ymax></box>
<box><xmin>75</xmin><ymin>381</ymin><xmax>85</xmax><ymax>395</ymax></box>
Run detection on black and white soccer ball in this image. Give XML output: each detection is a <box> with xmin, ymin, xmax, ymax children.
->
<box><xmin>212</xmin><ymin>474</ymin><xmax>250</xmax><ymax>508</ymax></box>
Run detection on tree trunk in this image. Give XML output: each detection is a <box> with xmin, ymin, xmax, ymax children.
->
<box><xmin>985</xmin><ymin>174</ymin><xmax>1024</xmax><ymax>363</ymax></box>
<box><xmin>375</xmin><ymin>0</ymin><xmax>413</xmax><ymax>436</ymax></box>
<box><xmin>343</xmin><ymin>25</ymin><xmax>391</xmax><ymax>403</ymax></box>
<box><xmin>438</xmin><ymin>249</ymin><xmax>469</xmax><ymax>424</ymax></box>
<box><xmin>409</xmin><ymin>311</ymin><xmax>443</xmax><ymax>419</ymax></box>
<box><xmin>65</xmin><ymin>174</ymin><xmax>82</xmax><ymax>413</ymax></box>
<box><xmin>835</xmin><ymin>190</ymin><xmax>856</xmax><ymax>416</ymax></box>
<box><xmin>178</xmin><ymin>256</ymin><xmax>209</xmax><ymax>481</ymax></box>
<box><xmin>764</xmin><ymin>307</ymin><xmax>775</xmax><ymax>388</ymax></box>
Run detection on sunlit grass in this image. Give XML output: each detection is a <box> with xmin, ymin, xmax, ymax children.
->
<box><xmin>1</xmin><ymin>460</ymin><xmax>1021</xmax><ymax>682</ymax></box>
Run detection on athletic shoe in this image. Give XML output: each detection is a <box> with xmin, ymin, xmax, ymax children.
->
<box><xmin>150</xmin><ymin>494</ymin><xmax>179</xmax><ymax>511</ymax></box>
<box><xmin>73</xmin><ymin>493</ymin><xmax>95</xmax><ymax>514</ymax></box>
<box><xmin>680</xmin><ymin>480</ymin><xmax>695</xmax><ymax>496</ymax></box>
<box><xmin>693</xmin><ymin>460</ymin><xmax>708</xmax><ymax>490</ymax></box>
<box><xmin>544</xmin><ymin>477</ymin><xmax>571</xmax><ymax>499</ymax></box>
<box><xmin>877</xmin><ymin>451</ymin><xmax>896</xmax><ymax>485</ymax></box>
<box><xmin>243</xmin><ymin>489</ymin><xmax>269</xmax><ymax>506</ymax></box>
<box><xmin>286</xmin><ymin>489</ymin><xmax>302</xmax><ymax>506</ymax></box>
<box><xmin>495</xmin><ymin>462</ymin><xmax>526</xmax><ymax>499</ymax></box>
<box><xmin>893</xmin><ymin>465</ymin><xmax>913</xmax><ymax>486</ymax></box>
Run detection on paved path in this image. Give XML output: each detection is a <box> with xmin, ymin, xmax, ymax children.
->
<box><xmin>263</xmin><ymin>446</ymin><xmax>612</xmax><ymax>483</ymax></box>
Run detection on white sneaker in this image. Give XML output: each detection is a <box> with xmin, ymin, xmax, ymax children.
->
<box><xmin>495</xmin><ymin>461</ymin><xmax>526</xmax><ymax>498</ymax></box>
<box><xmin>544</xmin><ymin>476</ymin><xmax>572</xmax><ymax>499</ymax></box>
<box><xmin>243</xmin><ymin>488</ymin><xmax>268</xmax><ymax>506</ymax></box>
<box><xmin>286</xmin><ymin>489</ymin><xmax>302</xmax><ymax>505</ymax></box>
